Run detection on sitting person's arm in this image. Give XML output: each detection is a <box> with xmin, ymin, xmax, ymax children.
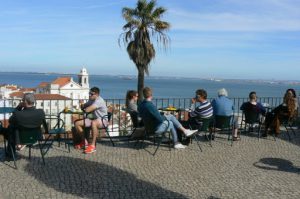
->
<box><xmin>147</xmin><ymin>103</ymin><xmax>164</xmax><ymax>122</ymax></box>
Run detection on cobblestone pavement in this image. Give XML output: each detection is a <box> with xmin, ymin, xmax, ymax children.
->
<box><xmin>0</xmin><ymin>131</ymin><xmax>299</xmax><ymax>199</ymax></box>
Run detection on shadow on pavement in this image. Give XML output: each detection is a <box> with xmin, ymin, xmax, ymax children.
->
<box><xmin>24</xmin><ymin>156</ymin><xmax>188</xmax><ymax>199</ymax></box>
<box><xmin>253</xmin><ymin>157</ymin><xmax>300</xmax><ymax>174</ymax></box>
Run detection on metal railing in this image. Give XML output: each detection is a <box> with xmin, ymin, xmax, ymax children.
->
<box><xmin>0</xmin><ymin>97</ymin><xmax>287</xmax><ymax>134</ymax></box>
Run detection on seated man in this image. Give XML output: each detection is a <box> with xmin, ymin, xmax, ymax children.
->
<box><xmin>6</xmin><ymin>93</ymin><xmax>46</xmax><ymax>158</ymax></box>
<box><xmin>184</xmin><ymin>89</ymin><xmax>213</xmax><ymax>142</ymax></box>
<box><xmin>74</xmin><ymin>87</ymin><xmax>108</xmax><ymax>154</ymax></box>
<box><xmin>189</xmin><ymin>89</ymin><xmax>214</xmax><ymax>127</ymax></box>
<box><xmin>240</xmin><ymin>91</ymin><xmax>266</xmax><ymax>121</ymax></box>
<box><xmin>138</xmin><ymin>87</ymin><xmax>196</xmax><ymax>149</ymax></box>
<box><xmin>211</xmin><ymin>88</ymin><xmax>240</xmax><ymax>141</ymax></box>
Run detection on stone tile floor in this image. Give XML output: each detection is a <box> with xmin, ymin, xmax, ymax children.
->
<box><xmin>0</xmin><ymin>131</ymin><xmax>299</xmax><ymax>199</ymax></box>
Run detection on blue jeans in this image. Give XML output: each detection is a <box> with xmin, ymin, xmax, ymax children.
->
<box><xmin>155</xmin><ymin>115</ymin><xmax>183</xmax><ymax>143</ymax></box>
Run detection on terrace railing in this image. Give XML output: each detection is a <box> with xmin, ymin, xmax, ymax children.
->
<box><xmin>0</xmin><ymin>97</ymin><xmax>287</xmax><ymax>135</ymax></box>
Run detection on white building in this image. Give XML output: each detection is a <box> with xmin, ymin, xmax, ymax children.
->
<box><xmin>36</xmin><ymin>67</ymin><xmax>90</xmax><ymax>100</ymax></box>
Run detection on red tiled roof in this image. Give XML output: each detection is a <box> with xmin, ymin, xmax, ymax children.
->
<box><xmin>51</xmin><ymin>77</ymin><xmax>71</xmax><ymax>87</ymax></box>
<box><xmin>9</xmin><ymin>92</ymin><xmax>70</xmax><ymax>100</ymax></box>
<box><xmin>38</xmin><ymin>82</ymin><xmax>49</xmax><ymax>88</ymax></box>
<box><xmin>9</xmin><ymin>91</ymin><xmax>24</xmax><ymax>98</ymax></box>
<box><xmin>6</xmin><ymin>86</ymin><xmax>18</xmax><ymax>90</ymax></box>
<box><xmin>34</xmin><ymin>94</ymin><xmax>70</xmax><ymax>100</ymax></box>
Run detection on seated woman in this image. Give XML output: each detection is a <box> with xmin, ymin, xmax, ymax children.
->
<box><xmin>286</xmin><ymin>88</ymin><xmax>298</xmax><ymax>110</ymax></box>
<box><xmin>125</xmin><ymin>90</ymin><xmax>142</xmax><ymax>127</ymax></box>
<box><xmin>263</xmin><ymin>91</ymin><xmax>297</xmax><ymax>137</ymax></box>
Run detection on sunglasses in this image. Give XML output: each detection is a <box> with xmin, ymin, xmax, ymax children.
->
<box><xmin>89</xmin><ymin>92</ymin><xmax>96</xmax><ymax>96</ymax></box>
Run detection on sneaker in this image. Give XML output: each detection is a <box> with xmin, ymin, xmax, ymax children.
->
<box><xmin>84</xmin><ymin>145</ymin><xmax>96</xmax><ymax>154</ymax></box>
<box><xmin>174</xmin><ymin>143</ymin><xmax>186</xmax><ymax>149</ymax></box>
<box><xmin>74</xmin><ymin>140</ymin><xmax>88</xmax><ymax>149</ymax></box>
<box><xmin>184</xmin><ymin>129</ymin><xmax>197</xmax><ymax>137</ymax></box>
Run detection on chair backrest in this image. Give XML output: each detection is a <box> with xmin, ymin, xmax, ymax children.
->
<box><xmin>199</xmin><ymin>117</ymin><xmax>214</xmax><ymax>131</ymax></box>
<box><xmin>17</xmin><ymin>126</ymin><xmax>42</xmax><ymax>145</ymax></box>
<box><xmin>244</xmin><ymin>110</ymin><xmax>260</xmax><ymax>124</ymax></box>
<box><xmin>141</xmin><ymin>117</ymin><xmax>156</xmax><ymax>134</ymax></box>
<box><xmin>214</xmin><ymin>115</ymin><xmax>232</xmax><ymax>129</ymax></box>
<box><xmin>129</xmin><ymin>112</ymin><xmax>139</xmax><ymax>128</ymax></box>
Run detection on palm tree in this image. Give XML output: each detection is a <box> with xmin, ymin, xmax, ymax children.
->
<box><xmin>119</xmin><ymin>0</ymin><xmax>170</xmax><ymax>101</ymax></box>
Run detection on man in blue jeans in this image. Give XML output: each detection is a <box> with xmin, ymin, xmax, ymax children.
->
<box><xmin>138</xmin><ymin>87</ymin><xmax>196</xmax><ymax>149</ymax></box>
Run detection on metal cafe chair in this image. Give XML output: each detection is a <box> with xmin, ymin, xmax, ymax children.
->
<box><xmin>213</xmin><ymin>115</ymin><xmax>234</xmax><ymax>146</ymax></box>
<box><xmin>43</xmin><ymin>114</ymin><xmax>71</xmax><ymax>153</ymax></box>
<box><xmin>188</xmin><ymin>117</ymin><xmax>214</xmax><ymax>151</ymax></box>
<box><xmin>6</xmin><ymin>126</ymin><xmax>46</xmax><ymax>169</ymax></box>
<box><xmin>139</xmin><ymin>117</ymin><xmax>171</xmax><ymax>156</ymax></box>
<box><xmin>127</xmin><ymin>112</ymin><xmax>145</xmax><ymax>145</ymax></box>
<box><xmin>240</xmin><ymin>110</ymin><xmax>263</xmax><ymax>139</ymax></box>
<box><xmin>279</xmin><ymin>115</ymin><xmax>297</xmax><ymax>141</ymax></box>
<box><xmin>84</xmin><ymin>112</ymin><xmax>115</xmax><ymax>146</ymax></box>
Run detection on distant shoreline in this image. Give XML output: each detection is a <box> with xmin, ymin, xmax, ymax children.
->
<box><xmin>0</xmin><ymin>71</ymin><xmax>299</xmax><ymax>85</ymax></box>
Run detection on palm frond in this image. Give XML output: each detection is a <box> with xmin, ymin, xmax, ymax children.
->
<box><xmin>120</xmin><ymin>0</ymin><xmax>170</xmax><ymax>83</ymax></box>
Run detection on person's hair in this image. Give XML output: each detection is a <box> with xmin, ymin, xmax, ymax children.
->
<box><xmin>125</xmin><ymin>90</ymin><xmax>138</xmax><ymax>107</ymax></box>
<box><xmin>218</xmin><ymin>88</ymin><xmax>228</xmax><ymax>97</ymax></box>
<box><xmin>196</xmin><ymin>89</ymin><xmax>207</xmax><ymax>99</ymax></box>
<box><xmin>23</xmin><ymin>93</ymin><xmax>35</xmax><ymax>105</ymax></box>
<box><xmin>90</xmin><ymin>87</ymin><xmax>100</xmax><ymax>94</ymax></box>
<box><xmin>286</xmin><ymin>88</ymin><xmax>296</xmax><ymax>98</ymax></box>
<box><xmin>284</xmin><ymin>92</ymin><xmax>296</xmax><ymax>117</ymax></box>
<box><xmin>143</xmin><ymin>87</ymin><xmax>152</xmax><ymax>99</ymax></box>
<box><xmin>249</xmin><ymin>91</ymin><xmax>257</xmax><ymax>100</ymax></box>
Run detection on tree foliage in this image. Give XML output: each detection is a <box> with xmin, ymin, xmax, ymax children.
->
<box><xmin>119</xmin><ymin>0</ymin><xmax>170</xmax><ymax>100</ymax></box>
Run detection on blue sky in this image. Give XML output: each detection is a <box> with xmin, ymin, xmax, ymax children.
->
<box><xmin>0</xmin><ymin>0</ymin><xmax>299</xmax><ymax>80</ymax></box>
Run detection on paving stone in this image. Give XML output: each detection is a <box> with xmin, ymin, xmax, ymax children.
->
<box><xmin>0</xmin><ymin>132</ymin><xmax>300</xmax><ymax>198</ymax></box>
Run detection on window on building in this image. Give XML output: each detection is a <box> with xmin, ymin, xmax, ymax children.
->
<box><xmin>70</xmin><ymin>84</ymin><xmax>73</xmax><ymax>87</ymax></box>
<box><xmin>41</xmin><ymin>102</ymin><xmax>44</xmax><ymax>106</ymax></box>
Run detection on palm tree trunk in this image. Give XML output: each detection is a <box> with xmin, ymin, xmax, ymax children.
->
<box><xmin>137</xmin><ymin>66</ymin><xmax>145</xmax><ymax>102</ymax></box>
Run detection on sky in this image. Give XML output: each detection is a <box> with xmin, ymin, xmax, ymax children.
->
<box><xmin>0</xmin><ymin>0</ymin><xmax>299</xmax><ymax>80</ymax></box>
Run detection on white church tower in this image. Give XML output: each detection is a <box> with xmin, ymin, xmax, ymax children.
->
<box><xmin>78</xmin><ymin>67</ymin><xmax>89</xmax><ymax>89</ymax></box>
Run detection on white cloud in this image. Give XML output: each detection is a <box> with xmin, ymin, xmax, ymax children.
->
<box><xmin>167</xmin><ymin>0</ymin><xmax>300</xmax><ymax>32</ymax></box>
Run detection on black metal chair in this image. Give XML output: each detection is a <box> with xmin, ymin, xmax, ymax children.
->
<box><xmin>279</xmin><ymin>115</ymin><xmax>297</xmax><ymax>141</ymax></box>
<box><xmin>213</xmin><ymin>115</ymin><xmax>233</xmax><ymax>146</ymax></box>
<box><xmin>127</xmin><ymin>112</ymin><xmax>145</xmax><ymax>145</ymax></box>
<box><xmin>8</xmin><ymin>126</ymin><xmax>46</xmax><ymax>169</ymax></box>
<box><xmin>188</xmin><ymin>117</ymin><xmax>214</xmax><ymax>151</ymax></box>
<box><xmin>43</xmin><ymin>114</ymin><xmax>71</xmax><ymax>153</ymax></box>
<box><xmin>85</xmin><ymin>112</ymin><xmax>115</xmax><ymax>146</ymax></box>
<box><xmin>241</xmin><ymin>110</ymin><xmax>263</xmax><ymax>139</ymax></box>
<box><xmin>140</xmin><ymin>117</ymin><xmax>171</xmax><ymax>156</ymax></box>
